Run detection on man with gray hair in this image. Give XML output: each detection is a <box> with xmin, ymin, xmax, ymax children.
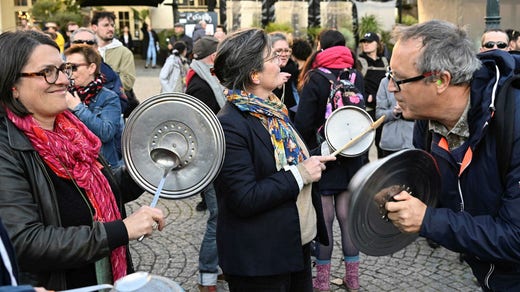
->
<box><xmin>383</xmin><ymin>20</ymin><xmax>520</xmax><ymax>290</ymax></box>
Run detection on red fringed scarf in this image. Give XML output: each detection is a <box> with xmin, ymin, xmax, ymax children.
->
<box><xmin>6</xmin><ymin>109</ymin><xmax>127</xmax><ymax>281</ymax></box>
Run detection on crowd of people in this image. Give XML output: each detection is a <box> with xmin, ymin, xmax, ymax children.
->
<box><xmin>4</xmin><ymin>12</ymin><xmax>520</xmax><ymax>292</ymax></box>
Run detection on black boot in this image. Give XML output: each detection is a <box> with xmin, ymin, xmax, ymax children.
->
<box><xmin>195</xmin><ymin>193</ymin><xmax>207</xmax><ymax>211</ymax></box>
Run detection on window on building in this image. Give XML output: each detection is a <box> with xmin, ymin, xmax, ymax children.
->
<box><xmin>118</xmin><ymin>11</ymin><xmax>130</xmax><ymax>33</ymax></box>
<box><xmin>14</xmin><ymin>0</ymin><xmax>28</xmax><ymax>6</ymax></box>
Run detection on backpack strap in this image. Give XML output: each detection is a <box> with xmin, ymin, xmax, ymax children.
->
<box><xmin>493</xmin><ymin>74</ymin><xmax>520</xmax><ymax>184</ymax></box>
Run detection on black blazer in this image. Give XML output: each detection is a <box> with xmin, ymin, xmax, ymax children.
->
<box><xmin>214</xmin><ymin>102</ymin><xmax>328</xmax><ymax>277</ymax></box>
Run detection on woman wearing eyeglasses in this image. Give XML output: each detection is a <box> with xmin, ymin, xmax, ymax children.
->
<box><xmin>213</xmin><ymin>28</ymin><xmax>335</xmax><ymax>291</ymax></box>
<box><xmin>294</xmin><ymin>29</ymin><xmax>365</xmax><ymax>292</ymax></box>
<box><xmin>0</xmin><ymin>30</ymin><xmax>165</xmax><ymax>291</ymax></box>
<box><xmin>269</xmin><ymin>32</ymin><xmax>300</xmax><ymax>121</ymax></box>
<box><xmin>64</xmin><ymin>44</ymin><xmax>123</xmax><ymax>170</ymax></box>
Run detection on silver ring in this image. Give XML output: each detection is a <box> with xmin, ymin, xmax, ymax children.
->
<box><xmin>152</xmin><ymin>221</ymin><xmax>158</xmax><ymax>230</ymax></box>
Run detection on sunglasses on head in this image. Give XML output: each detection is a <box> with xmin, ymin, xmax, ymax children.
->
<box><xmin>483</xmin><ymin>41</ymin><xmax>508</xmax><ymax>49</ymax></box>
<box><xmin>72</xmin><ymin>39</ymin><xmax>96</xmax><ymax>45</ymax></box>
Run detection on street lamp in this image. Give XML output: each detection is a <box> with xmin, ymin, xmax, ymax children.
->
<box><xmin>485</xmin><ymin>0</ymin><xmax>500</xmax><ymax>29</ymax></box>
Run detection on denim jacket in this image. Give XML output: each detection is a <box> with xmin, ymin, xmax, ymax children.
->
<box><xmin>72</xmin><ymin>87</ymin><xmax>122</xmax><ymax>168</ymax></box>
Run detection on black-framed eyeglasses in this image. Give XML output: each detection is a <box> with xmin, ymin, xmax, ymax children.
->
<box><xmin>72</xmin><ymin>39</ymin><xmax>96</xmax><ymax>45</ymax></box>
<box><xmin>17</xmin><ymin>63</ymin><xmax>73</xmax><ymax>85</ymax></box>
<box><xmin>386</xmin><ymin>67</ymin><xmax>435</xmax><ymax>92</ymax></box>
<box><xmin>483</xmin><ymin>41</ymin><xmax>508</xmax><ymax>49</ymax></box>
<box><xmin>68</xmin><ymin>63</ymin><xmax>90</xmax><ymax>72</ymax></box>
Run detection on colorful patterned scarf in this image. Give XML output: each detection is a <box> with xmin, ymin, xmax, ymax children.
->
<box><xmin>5</xmin><ymin>109</ymin><xmax>127</xmax><ymax>281</ymax></box>
<box><xmin>71</xmin><ymin>74</ymin><xmax>105</xmax><ymax>105</ymax></box>
<box><xmin>226</xmin><ymin>90</ymin><xmax>307</xmax><ymax>169</ymax></box>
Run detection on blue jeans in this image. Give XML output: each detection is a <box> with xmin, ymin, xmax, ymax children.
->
<box><xmin>146</xmin><ymin>45</ymin><xmax>157</xmax><ymax>66</ymax></box>
<box><xmin>198</xmin><ymin>183</ymin><xmax>219</xmax><ymax>285</ymax></box>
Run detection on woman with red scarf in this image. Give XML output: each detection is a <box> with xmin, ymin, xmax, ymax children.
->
<box><xmin>0</xmin><ymin>30</ymin><xmax>165</xmax><ymax>290</ymax></box>
<box><xmin>64</xmin><ymin>44</ymin><xmax>123</xmax><ymax>169</ymax></box>
<box><xmin>294</xmin><ymin>30</ymin><xmax>365</xmax><ymax>292</ymax></box>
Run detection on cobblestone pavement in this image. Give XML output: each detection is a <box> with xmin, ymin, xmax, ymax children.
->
<box><xmin>127</xmin><ymin>58</ymin><xmax>481</xmax><ymax>291</ymax></box>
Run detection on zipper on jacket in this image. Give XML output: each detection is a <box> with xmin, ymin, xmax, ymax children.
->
<box><xmin>457</xmin><ymin>177</ymin><xmax>465</xmax><ymax>211</ymax></box>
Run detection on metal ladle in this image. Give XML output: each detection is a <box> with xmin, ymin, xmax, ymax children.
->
<box><xmin>138</xmin><ymin>147</ymin><xmax>181</xmax><ymax>241</ymax></box>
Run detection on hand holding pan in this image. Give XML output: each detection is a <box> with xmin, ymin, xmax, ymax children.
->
<box><xmin>347</xmin><ymin>149</ymin><xmax>440</xmax><ymax>256</ymax></box>
<box><xmin>331</xmin><ymin>115</ymin><xmax>385</xmax><ymax>157</ymax></box>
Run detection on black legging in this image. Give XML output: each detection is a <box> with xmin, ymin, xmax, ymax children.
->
<box><xmin>316</xmin><ymin>190</ymin><xmax>358</xmax><ymax>260</ymax></box>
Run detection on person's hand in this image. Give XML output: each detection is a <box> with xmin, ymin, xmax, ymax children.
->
<box><xmin>277</xmin><ymin>72</ymin><xmax>291</xmax><ymax>88</ymax></box>
<box><xmin>123</xmin><ymin>206</ymin><xmax>165</xmax><ymax>240</ymax></box>
<box><xmin>300</xmin><ymin>155</ymin><xmax>336</xmax><ymax>183</ymax></box>
<box><xmin>367</xmin><ymin>94</ymin><xmax>373</xmax><ymax>103</ymax></box>
<box><xmin>66</xmin><ymin>90</ymin><xmax>81</xmax><ymax>110</ymax></box>
<box><xmin>34</xmin><ymin>288</ymin><xmax>52</xmax><ymax>292</ymax></box>
<box><xmin>385</xmin><ymin>191</ymin><xmax>427</xmax><ymax>233</ymax></box>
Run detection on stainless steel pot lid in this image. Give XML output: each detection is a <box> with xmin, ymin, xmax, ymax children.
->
<box><xmin>347</xmin><ymin>149</ymin><xmax>440</xmax><ymax>256</ymax></box>
<box><xmin>324</xmin><ymin>106</ymin><xmax>375</xmax><ymax>157</ymax></box>
<box><xmin>122</xmin><ymin>92</ymin><xmax>225</xmax><ymax>200</ymax></box>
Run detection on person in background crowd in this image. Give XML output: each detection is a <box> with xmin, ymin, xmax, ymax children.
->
<box><xmin>192</xmin><ymin>20</ymin><xmax>207</xmax><ymax>43</ymax></box>
<box><xmin>91</xmin><ymin>11</ymin><xmax>137</xmax><ymax>118</ymax></box>
<box><xmin>64</xmin><ymin>44</ymin><xmax>123</xmax><ymax>169</ymax></box>
<box><xmin>64</xmin><ymin>21</ymin><xmax>79</xmax><ymax>50</ymax></box>
<box><xmin>270</xmin><ymin>32</ymin><xmax>299</xmax><ymax>121</ymax></box>
<box><xmin>505</xmin><ymin>28</ymin><xmax>520</xmax><ymax>51</ymax></box>
<box><xmin>295</xmin><ymin>29</ymin><xmax>364</xmax><ymax>292</ymax></box>
<box><xmin>160</xmin><ymin>41</ymin><xmax>188</xmax><ymax>93</ymax></box>
<box><xmin>143</xmin><ymin>24</ymin><xmax>160</xmax><ymax>69</ymax></box>
<box><xmin>480</xmin><ymin>28</ymin><xmax>509</xmax><ymax>52</ymax></box>
<box><xmin>0</xmin><ymin>30</ymin><xmax>165</xmax><ymax>291</ymax></box>
<box><xmin>358</xmin><ymin>32</ymin><xmax>388</xmax><ymax>159</ymax></box>
<box><xmin>185</xmin><ymin>36</ymin><xmax>224</xmax><ymax>292</ymax></box>
<box><xmin>213</xmin><ymin>28</ymin><xmax>334</xmax><ymax>291</ymax></box>
<box><xmin>119</xmin><ymin>25</ymin><xmax>134</xmax><ymax>52</ymax></box>
<box><xmin>91</xmin><ymin>11</ymin><xmax>136</xmax><ymax>93</ymax></box>
<box><xmin>384</xmin><ymin>19</ymin><xmax>520</xmax><ymax>291</ymax></box>
<box><xmin>44</xmin><ymin>22</ymin><xmax>65</xmax><ymax>54</ymax></box>
<box><xmin>168</xmin><ymin>23</ymin><xmax>193</xmax><ymax>59</ymax></box>
<box><xmin>375</xmin><ymin>77</ymin><xmax>414</xmax><ymax>157</ymax></box>
<box><xmin>290</xmin><ymin>38</ymin><xmax>313</xmax><ymax>115</ymax></box>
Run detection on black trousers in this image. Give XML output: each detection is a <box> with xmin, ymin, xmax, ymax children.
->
<box><xmin>225</xmin><ymin>243</ymin><xmax>313</xmax><ymax>292</ymax></box>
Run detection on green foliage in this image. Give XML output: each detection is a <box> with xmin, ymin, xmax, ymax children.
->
<box><xmin>359</xmin><ymin>14</ymin><xmax>382</xmax><ymax>37</ymax></box>
<box><xmin>338</xmin><ymin>28</ymin><xmax>356</xmax><ymax>49</ymax></box>
<box><xmin>265</xmin><ymin>22</ymin><xmax>293</xmax><ymax>34</ymax></box>
<box><xmin>30</xmin><ymin>0</ymin><xmax>83</xmax><ymax>28</ymax></box>
<box><xmin>302</xmin><ymin>26</ymin><xmax>322</xmax><ymax>46</ymax></box>
<box><xmin>157</xmin><ymin>28</ymin><xmax>175</xmax><ymax>50</ymax></box>
<box><xmin>400</xmin><ymin>14</ymin><xmax>418</xmax><ymax>26</ymax></box>
<box><xmin>131</xmin><ymin>8</ymin><xmax>150</xmax><ymax>22</ymax></box>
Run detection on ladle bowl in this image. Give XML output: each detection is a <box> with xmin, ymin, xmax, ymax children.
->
<box><xmin>150</xmin><ymin>147</ymin><xmax>181</xmax><ymax>172</ymax></box>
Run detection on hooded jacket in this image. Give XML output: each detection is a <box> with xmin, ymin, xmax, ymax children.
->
<box><xmin>98</xmin><ymin>39</ymin><xmax>136</xmax><ymax>92</ymax></box>
<box><xmin>416</xmin><ymin>50</ymin><xmax>520</xmax><ymax>291</ymax></box>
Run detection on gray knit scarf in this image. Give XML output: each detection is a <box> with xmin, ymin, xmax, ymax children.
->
<box><xmin>189</xmin><ymin>60</ymin><xmax>226</xmax><ymax>108</ymax></box>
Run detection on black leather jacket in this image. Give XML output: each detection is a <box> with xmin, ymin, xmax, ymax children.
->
<box><xmin>0</xmin><ymin>113</ymin><xmax>143</xmax><ymax>290</ymax></box>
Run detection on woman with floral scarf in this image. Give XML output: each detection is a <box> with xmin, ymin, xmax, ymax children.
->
<box><xmin>0</xmin><ymin>30</ymin><xmax>165</xmax><ymax>290</ymax></box>
<box><xmin>64</xmin><ymin>44</ymin><xmax>123</xmax><ymax>169</ymax></box>
<box><xmin>213</xmin><ymin>28</ymin><xmax>335</xmax><ymax>291</ymax></box>
<box><xmin>294</xmin><ymin>29</ymin><xmax>366</xmax><ymax>292</ymax></box>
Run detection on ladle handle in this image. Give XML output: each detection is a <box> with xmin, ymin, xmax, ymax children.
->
<box><xmin>137</xmin><ymin>169</ymin><xmax>170</xmax><ymax>242</ymax></box>
<box><xmin>331</xmin><ymin>115</ymin><xmax>386</xmax><ymax>157</ymax></box>
<box><xmin>59</xmin><ymin>284</ymin><xmax>113</xmax><ymax>292</ymax></box>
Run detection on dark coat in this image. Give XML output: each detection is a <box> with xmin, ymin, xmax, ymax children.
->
<box><xmin>0</xmin><ymin>113</ymin><xmax>143</xmax><ymax>290</ymax></box>
<box><xmin>214</xmin><ymin>102</ymin><xmax>328</xmax><ymax>277</ymax></box>
<box><xmin>273</xmin><ymin>59</ymin><xmax>300</xmax><ymax>121</ymax></box>
<box><xmin>415</xmin><ymin>50</ymin><xmax>520</xmax><ymax>291</ymax></box>
<box><xmin>185</xmin><ymin>71</ymin><xmax>220</xmax><ymax>114</ymax></box>
<box><xmin>295</xmin><ymin>68</ymin><xmax>366</xmax><ymax>193</ymax></box>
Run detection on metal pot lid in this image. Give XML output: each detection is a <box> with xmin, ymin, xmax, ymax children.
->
<box><xmin>347</xmin><ymin>149</ymin><xmax>440</xmax><ymax>256</ymax></box>
<box><xmin>324</xmin><ymin>106</ymin><xmax>375</xmax><ymax>157</ymax></box>
<box><xmin>122</xmin><ymin>92</ymin><xmax>225</xmax><ymax>200</ymax></box>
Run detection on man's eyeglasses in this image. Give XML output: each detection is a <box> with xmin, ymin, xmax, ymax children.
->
<box><xmin>72</xmin><ymin>39</ymin><xmax>96</xmax><ymax>45</ymax></box>
<box><xmin>264</xmin><ymin>52</ymin><xmax>282</xmax><ymax>65</ymax></box>
<box><xmin>17</xmin><ymin>63</ymin><xmax>73</xmax><ymax>85</ymax></box>
<box><xmin>274</xmin><ymin>48</ymin><xmax>292</xmax><ymax>55</ymax></box>
<box><xmin>68</xmin><ymin>63</ymin><xmax>90</xmax><ymax>72</ymax></box>
<box><xmin>482</xmin><ymin>41</ymin><xmax>508</xmax><ymax>49</ymax></box>
<box><xmin>386</xmin><ymin>67</ymin><xmax>435</xmax><ymax>92</ymax></box>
